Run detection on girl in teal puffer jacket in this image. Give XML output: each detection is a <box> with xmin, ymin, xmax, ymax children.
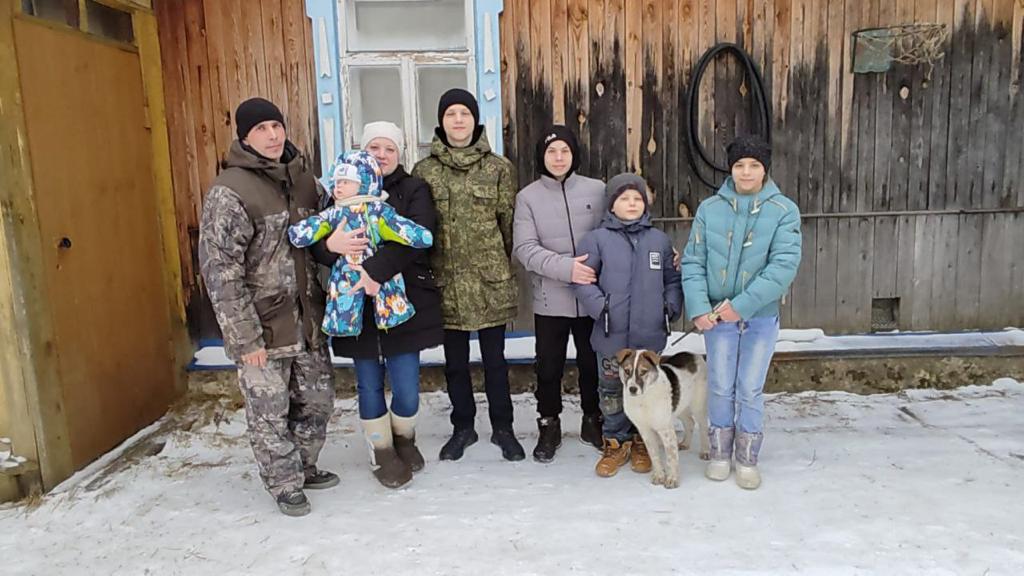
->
<box><xmin>682</xmin><ymin>135</ymin><xmax>802</xmax><ymax>490</ymax></box>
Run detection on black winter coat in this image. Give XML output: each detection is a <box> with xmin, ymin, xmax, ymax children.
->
<box><xmin>330</xmin><ymin>165</ymin><xmax>445</xmax><ymax>359</ymax></box>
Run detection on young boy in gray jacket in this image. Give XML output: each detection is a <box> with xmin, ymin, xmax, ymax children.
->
<box><xmin>573</xmin><ymin>173</ymin><xmax>682</xmax><ymax>478</ymax></box>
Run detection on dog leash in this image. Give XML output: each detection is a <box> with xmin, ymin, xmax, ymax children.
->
<box><xmin>669</xmin><ymin>301</ymin><xmax>728</xmax><ymax>347</ymax></box>
<box><xmin>669</xmin><ymin>328</ymin><xmax>698</xmax><ymax>348</ymax></box>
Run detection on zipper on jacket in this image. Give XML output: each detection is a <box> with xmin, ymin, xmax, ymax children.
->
<box><xmin>283</xmin><ymin>179</ymin><xmax>309</xmax><ymax>346</ymax></box>
<box><xmin>617</xmin><ymin>230</ymin><xmax>637</xmax><ymax>344</ymax></box>
<box><xmin>602</xmin><ymin>294</ymin><xmax>610</xmax><ymax>337</ymax></box>
<box><xmin>722</xmin><ymin>230</ymin><xmax>734</xmax><ymax>287</ymax></box>
<box><xmin>561</xmin><ymin>179</ymin><xmax>580</xmax><ymax>317</ymax></box>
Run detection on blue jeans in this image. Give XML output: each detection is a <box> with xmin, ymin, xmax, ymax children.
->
<box><xmin>703</xmin><ymin>316</ymin><xmax>779</xmax><ymax>434</ymax></box>
<box><xmin>597</xmin><ymin>352</ymin><xmax>635</xmax><ymax>442</ymax></box>
<box><xmin>353</xmin><ymin>352</ymin><xmax>420</xmax><ymax>419</ymax></box>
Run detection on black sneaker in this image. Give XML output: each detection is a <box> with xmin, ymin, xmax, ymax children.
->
<box><xmin>491</xmin><ymin>427</ymin><xmax>526</xmax><ymax>462</ymax></box>
<box><xmin>276</xmin><ymin>489</ymin><xmax>311</xmax><ymax>517</ymax></box>
<box><xmin>532</xmin><ymin>417</ymin><xmax>562</xmax><ymax>463</ymax></box>
<box><xmin>580</xmin><ymin>413</ymin><xmax>603</xmax><ymax>451</ymax></box>
<box><xmin>303</xmin><ymin>468</ymin><xmax>340</xmax><ymax>490</ymax></box>
<box><xmin>439</xmin><ymin>428</ymin><xmax>478</xmax><ymax>461</ymax></box>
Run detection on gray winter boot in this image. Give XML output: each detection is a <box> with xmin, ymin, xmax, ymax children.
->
<box><xmin>734</xmin><ymin>431</ymin><xmax>764</xmax><ymax>490</ymax></box>
<box><xmin>705</xmin><ymin>426</ymin><xmax>734</xmax><ymax>481</ymax></box>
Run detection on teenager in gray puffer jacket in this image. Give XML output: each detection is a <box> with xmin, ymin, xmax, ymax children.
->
<box><xmin>513</xmin><ymin>125</ymin><xmax>605</xmax><ymax>462</ymax></box>
<box><xmin>573</xmin><ymin>173</ymin><xmax>682</xmax><ymax>478</ymax></box>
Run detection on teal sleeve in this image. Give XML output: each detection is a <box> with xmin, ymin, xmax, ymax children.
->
<box><xmin>681</xmin><ymin>207</ymin><xmax>713</xmax><ymax>321</ymax></box>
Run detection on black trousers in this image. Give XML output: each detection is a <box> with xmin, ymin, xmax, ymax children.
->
<box><xmin>533</xmin><ymin>314</ymin><xmax>600</xmax><ymax>419</ymax></box>
<box><xmin>443</xmin><ymin>325</ymin><xmax>513</xmax><ymax>430</ymax></box>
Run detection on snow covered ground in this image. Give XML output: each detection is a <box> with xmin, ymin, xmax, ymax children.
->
<box><xmin>2</xmin><ymin>379</ymin><xmax>1023</xmax><ymax>575</ymax></box>
<box><xmin>190</xmin><ymin>327</ymin><xmax>1024</xmax><ymax>369</ymax></box>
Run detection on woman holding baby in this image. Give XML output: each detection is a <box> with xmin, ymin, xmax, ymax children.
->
<box><xmin>324</xmin><ymin>121</ymin><xmax>443</xmax><ymax>489</ymax></box>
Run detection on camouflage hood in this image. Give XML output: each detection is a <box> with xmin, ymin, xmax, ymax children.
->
<box><xmin>428</xmin><ymin>128</ymin><xmax>493</xmax><ymax>171</ymax></box>
<box><xmin>225</xmin><ymin>139</ymin><xmax>308</xmax><ymax>187</ymax></box>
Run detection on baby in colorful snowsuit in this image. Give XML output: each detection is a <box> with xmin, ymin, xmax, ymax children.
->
<box><xmin>288</xmin><ymin>151</ymin><xmax>434</xmax><ymax>337</ymax></box>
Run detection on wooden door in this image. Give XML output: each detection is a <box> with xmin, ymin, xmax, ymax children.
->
<box><xmin>14</xmin><ymin>18</ymin><xmax>176</xmax><ymax>468</ymax></box>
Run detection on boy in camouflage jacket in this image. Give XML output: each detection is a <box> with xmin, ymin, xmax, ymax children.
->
<box><xmin>412</xmin><ymin>88</ymin><xmax>524</xmax><ymax>462</ymax></box>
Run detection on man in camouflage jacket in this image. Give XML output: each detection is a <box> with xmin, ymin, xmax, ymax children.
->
<box><xmin>198</xmin><ymin>98</ymin><xmax>337</xmax><ymax>517</ymax></box>
<box><xmin>412</xmin><ymin>88</ymin><xmax>524</xmax><ymax>462</ymax></box>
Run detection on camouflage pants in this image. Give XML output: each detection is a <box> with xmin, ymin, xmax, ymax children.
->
<box><xmin>237</xmin><ymin>342</ymin><xmax>335</xmax><ymax>497</ymax></box>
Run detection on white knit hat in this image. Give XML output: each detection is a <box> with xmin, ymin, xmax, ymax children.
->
<box><xmin>360</xmin><ymin>121</ymin><xmax>405</xmax><ymax>154</ymax></box>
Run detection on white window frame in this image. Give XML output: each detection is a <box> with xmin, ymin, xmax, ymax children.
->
<box><xmin>337</xmin><ymin>0</ymin><xmax>477</xmax><ymax>167</ymax></box>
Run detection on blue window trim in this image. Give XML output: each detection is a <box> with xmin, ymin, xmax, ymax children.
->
<box><xmin>305</xmin><ymin>0</ymin><xmax>343</xmax><ymax>177</ymax></box>
<box><xmin>474</xmin><ymin>0</ymin><xmax>504</xmax><ymax>156</ymax></box>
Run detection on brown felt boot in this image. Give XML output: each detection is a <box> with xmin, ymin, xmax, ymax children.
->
<box><xmin>630</xmin><ymin>434</ymin><xmax>652</xmax><ymax>473</ymax></box>
<box><xmin>362</xmin><ymin>414</ymin><xmax>412</xmax><ymax>489</ymax></box>
<box><xmin>391</xmin><ymin>412</ymin><xmax>425</xmax><ymax>473</ymax></box>
<box><xmin>595</xmin><ymin>437</ymin><xmax>632</xmax><ymax>477</ymax></box>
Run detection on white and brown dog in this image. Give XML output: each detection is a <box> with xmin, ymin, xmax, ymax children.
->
<box><xmin>616</xmin><ymin>349</ymin><xmax>709</xmax><ymax>489</ymax></box>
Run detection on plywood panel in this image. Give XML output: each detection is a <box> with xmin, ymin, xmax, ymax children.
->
<box><xmin>946</xmin><ymin>0</ymin><xmax>975</xmax><ymax>209</ymax></box>
<box><xmin>565</xmin><ymin>0</ymin><xmax>590</xmax><ymax>156</ymax></box>
<box><xmin>907</xmin><ymin>0</ymin><xmax>937</xmax><ymax>211</ymax></box>
<box><xmin>551</xmin><ymin>0</ymin><xmax>568</xmax><ymax>124</ymax></box>
<box><xmin>909</xmin><ymin>214</ymin><xmax>936</xmax><ymax>329</ymax></box>
<box><xmin>929</xmin><ymin>214</ymin><xmax>960</xmax><ymax>330</ymax></box>
<box><xmin>871</xmin><ymin>216</ymin><xmax>899</xmax><ymax>298</ymax></box>
<box><xmin>834</xmin><ymin>217</ymin><xmax>874</xmax><ymax>333</ymax></box>
<box><xmin>978</xmin><ymin>212</ymin><xmax>1014</xmax><ymax>328</ymax></box>
<box><xmin>500</xmin><ymin>0</ymin><xmax>519</xmax><ymax>159</ymax></box>
<box><xmin>814</xmin><ymin>218</ymin><xmax>839</xmax><ymax>332</ymax></box>
<box><xmin>790</xmin><ymin>221</ymin><xmax>817</xmax><ymax>328</ymax></box>
<box><xmin>894</xmin><ymin>214</ymin><xmax>917</xmax><ymax>329</ymax></box>
<box><xmin>954</xmin><ymin>213</ymin><xmax>983</xmax><ymax>326</ymax></box>
<box><xmin>14</xmin><ymin>19</ymin><xmax>177</xmax><ymax>468</ymax></box>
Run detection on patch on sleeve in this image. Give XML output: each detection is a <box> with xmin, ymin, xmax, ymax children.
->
<box><xmin>649</xmin><ymin>251</ymin><xmax>662</xmax><ymax>270</ymax></box>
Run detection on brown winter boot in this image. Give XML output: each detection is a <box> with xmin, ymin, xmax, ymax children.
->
<box><xmin>391</xmin><ymin>412</ymin><xmax>425</xmax><ymax>473</ymax></box>
<box><xmin>595</xmin><ymin>438</ymin><xmax>632</xmax><ymax>477</ymax></box>
<box><xmin>362</xmin><ymin>414</ymin><xmax>412</xmax><ymax>489</ymax></box>
<box><xmin>630</xmin><ymin>434</ymin><xmax>652</xmax><ymax>473</ymax></box>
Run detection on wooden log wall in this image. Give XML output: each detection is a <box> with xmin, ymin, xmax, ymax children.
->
<box><xmin>501</xmin><ymin>0</ymin><xmax>1024</xmax><ymax>333</ymax></box>
<box><xmin>154</xmin><ymin>0</ymin><xmax>318</xmax><ymax>334</ymax></box>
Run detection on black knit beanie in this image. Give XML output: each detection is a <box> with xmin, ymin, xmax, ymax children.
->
<box><xmin>726</xmin><ymin>134</ymin><xmax>772</xmax><ymax>170</ymax></box>
<box><xmin>536</xmin><ymin>125</ymin><xmax>580</xmax><ymax>178</ymax></box>
<box><xmin>236</xmin><ymin>97</ymin><xmax>285</xmax><ymax>140</ymax></box>
<box><xmin>437</xmin><ymin>88</ymin><xmax>480</xmax><ymax>127</ymax></box>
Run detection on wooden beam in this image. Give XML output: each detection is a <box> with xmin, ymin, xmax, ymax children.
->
<box><xmin>499</xmin><ymin>0</ymin><xmax>518</xmax><ymax>161</ymax></box>
<box><xmin>0</xmin><ymin>0</ymin><xmax>74</xmax><ymax>492</ymax></box>
<box><xmin>0</xmin><ymin>183</ymin><xmax>40</xmax><ymax>502</ymax></box>
<box><xmin>624</xmin><ymin>0</ymin><xmax>642</xmax><ymax>172</ymax></box>
<box><xmin>134</xmin><ymin>8</ymin><xmax>190</xmax><ymax>393</ymax></box>
<box><xmin>551</xmin><ymin>0</ymin><xmax>568</xmax><ymax>124</ymax></box>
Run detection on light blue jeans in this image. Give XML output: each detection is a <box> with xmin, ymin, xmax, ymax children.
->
<box><xmin>703</xmin><ymin>316</ymin><xmax>779</xmax><ymax>434</ymax></box>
